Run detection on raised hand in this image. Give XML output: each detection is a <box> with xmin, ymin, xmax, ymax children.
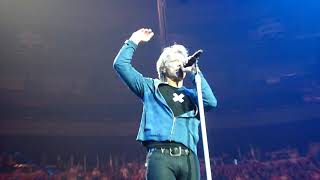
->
<box><xmin>129</xmin><ymin>28</ymin><xmax>154</xmax><ymax>45</ymax></box>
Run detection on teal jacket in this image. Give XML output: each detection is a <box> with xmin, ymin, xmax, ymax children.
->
<box><xmin>113</xmin><ymin>40</ymin><xmax>217</xmax><ymax>154</ymax></box>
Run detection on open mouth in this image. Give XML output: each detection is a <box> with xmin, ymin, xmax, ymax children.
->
<box><xmin>175</xmin><ymin>68</ymin><xmax>183</xmax><ymax>73</ymax></box>
<box><xmin>176</xmin><ymin>69</ymin><xmax>184</xmax><ymax>76</ymax></box>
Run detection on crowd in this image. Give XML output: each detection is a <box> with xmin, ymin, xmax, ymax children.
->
<box><xmin>211</xmin><ymin>157</ymin><xmax>320</xmax><ymax>180</ymax></box>
<box><xmin>1</xmin><ymin>143</ymin><xmax>320</xmax><ymax>180</ymax></box>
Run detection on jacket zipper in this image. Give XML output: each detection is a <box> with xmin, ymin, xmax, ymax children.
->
<box><xmin>169</xmin><ymin>116</ymin><xmax>176</xmax><ymax>141</ymax></box>
<box><xmin>166</xmin><ymin>101</ymin><xmax>176</xmax><ymax>141</ymax></box>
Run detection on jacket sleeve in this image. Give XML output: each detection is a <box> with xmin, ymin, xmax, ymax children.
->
<box><xmin>113</xmin><ymin>40</ymin><xmax>145</xmax><ymax>98</ymax></box>
<box><xmin>190</xmin><ymin>71</ymin><xmax>217</xmax><ymax>111</ymax></box>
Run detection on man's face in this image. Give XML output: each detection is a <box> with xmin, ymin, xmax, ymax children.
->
<box><xmin>163</xmin><ymin>54</ymin><xmax>186</xmax><ymax>82</ymax></box>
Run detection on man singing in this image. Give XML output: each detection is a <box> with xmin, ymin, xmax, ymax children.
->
<box><xmin>113</xmin><ymin>28</ymin><xmax>217</xmax><ymax>180</ymax></box>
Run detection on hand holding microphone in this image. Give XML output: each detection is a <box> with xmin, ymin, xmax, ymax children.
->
<box><xmin>184</xmin><ymin>49</ymin><xmax>203</xmax><ymax>68</ymax></box>
<box><xmin>181</xmin><ymin>49</ymin><xmax>203</xmax><ymax>73</ymax></box>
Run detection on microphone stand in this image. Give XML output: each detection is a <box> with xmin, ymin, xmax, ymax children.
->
<box><xmin>194</xmin><ymin>61</ymin><xmax>212</xmax><ymax>180</ymax></box>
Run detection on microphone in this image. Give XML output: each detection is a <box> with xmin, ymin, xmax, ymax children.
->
<box><xmin>184</xmin><ymin>49</ymin><xmax>203</xmax><ymax>68</ymax></box>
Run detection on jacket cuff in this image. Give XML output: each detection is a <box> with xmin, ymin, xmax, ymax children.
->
<box><xmin>124</xmin><ymin>40</ymin><xmax>138</xmax><ymax>50</ymax></box>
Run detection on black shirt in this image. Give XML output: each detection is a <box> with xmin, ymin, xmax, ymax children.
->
<box><xmin>158</xmin><ymin>84</ymin><xmax>196</xmax><ymax>117</ymax></box>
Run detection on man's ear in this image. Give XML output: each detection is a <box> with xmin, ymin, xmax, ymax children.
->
<box><xmin>161</xmin><ymin>68</ymin><xmax>166</xmax><ymax>74</ymax></box>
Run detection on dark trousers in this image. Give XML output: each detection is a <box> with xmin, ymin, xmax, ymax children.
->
<box><xmin>145</xmin><ymin>149</ymin><xmax>200</xmax><ymax>180</ymax></box>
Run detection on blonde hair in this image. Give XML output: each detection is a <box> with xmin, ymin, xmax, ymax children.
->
<box><xmin>156</xmin><ymin>44</ymin><xmax>189</xmax><ymax>81</ymax></box>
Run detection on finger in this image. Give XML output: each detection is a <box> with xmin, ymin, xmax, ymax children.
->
<box><xmin>144</xmin><ymin>29</ymin><xmax>150</xmax><ymax>33</ymax></box>
<box><xmin>182</xmin><ymin>66</ymin><xmax>193</xmax><ymax>72</ymax></box>
<box><xmin>147</xmin><ymin>31</ymin><xmax>154</xmax><ymax>36</ymax></box>
<box><xmin>141</xmin><ymin>28</ymin><xmax>147</xmax><ymax>33</ymax></box>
